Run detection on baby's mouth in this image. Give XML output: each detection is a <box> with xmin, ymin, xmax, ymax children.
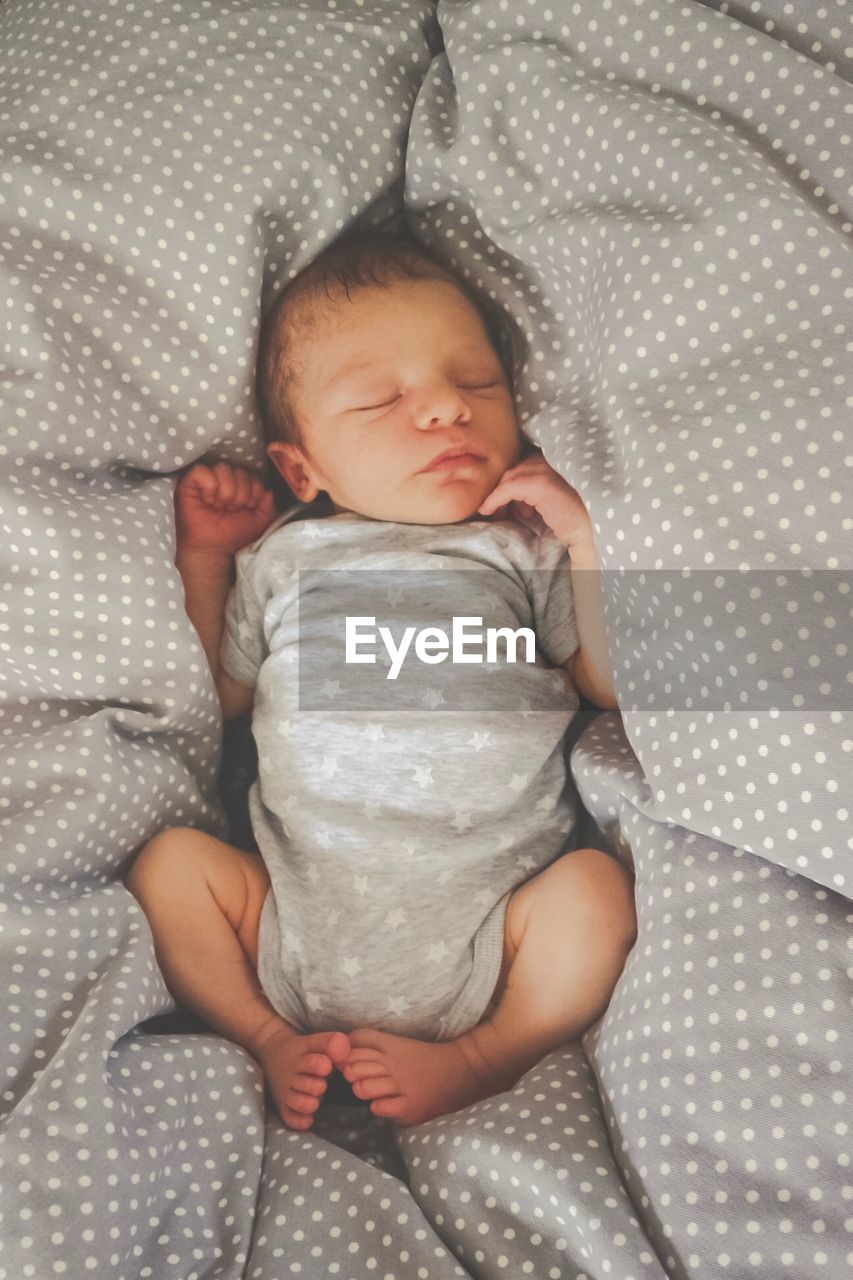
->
<box><xmin>419</xmin><ymin>447</ymin><xmax>486</xmax><ymax>473</ymax></box>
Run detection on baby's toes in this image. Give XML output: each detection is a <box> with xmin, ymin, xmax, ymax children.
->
<box><xmin>320</xmin><ymin>1030</ymin><xmax>351</xmax><ymax>1066</ymax></box>
<box><xmin>292</xmin><ymin>1071</ymin><xmax>328</xmax><ymax>1097</ymax></box>
<box><xmin>301</xmin><ymin>1052</ymin><xmax>334</xmax><ymax>1078</ymax></box>
<box><xmin>342</xmin><ymin>1057</ymin><xmax>384</xmax><ymax>1083</ymax></box>
<box><xmin>286</xmin><ymin>1087</ymin><xmax>322</xmax><ymax>1116</ymax></box>
<box><xmin>370</xmin><ymin>1095</ymin><xmax>411</xmax><ymax>1122</ymax></box>
<box><xmin>282</xmin><ymin>1106</ymin><xmax>315</xmax><ymax>1131</ymax></box>
<box><xmin>353</xmin><ymin>1076</ymin><xmax>400</xmax><ymax>1102</ymax></box>
<box><xmin>345</xmin><ymin>1047</ymin><xmax>381</xmax><ymax>1065</ymax></box>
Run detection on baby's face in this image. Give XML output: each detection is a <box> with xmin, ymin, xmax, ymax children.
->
<box><xmin>267</xmin><ymin>277</ymin><xmax>523</xmax><ymax>525</ymax></box>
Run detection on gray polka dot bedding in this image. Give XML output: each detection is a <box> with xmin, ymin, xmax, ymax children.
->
<box><xmin>1</xmin><ymin>1</ymin><xmax>849</xmax><ymax>1277</ymax></box>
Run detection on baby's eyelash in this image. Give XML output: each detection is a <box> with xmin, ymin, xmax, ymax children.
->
<box><xmin>353</xmin><ymin>396</ymin><xmax>400</xmax><ymax>412</ymax></box>
<box><xmin>352</xmin><ymin>381</ymin><xmax>500</xmax><ymax>412</ymax></box>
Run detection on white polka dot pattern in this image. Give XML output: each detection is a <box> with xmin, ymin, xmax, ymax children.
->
<box><xmin>397</xmin><ymin>1043</ymin><xmax>666</xmax><ymax>1279</ymax></box>
<box><xmin>0</xmin><ymin>2</ymin><xmax>442</xmax><ymax>1277</ymax></box>
<box><xmin>249</xmin><ymin>1112</ymin><xmax>470</xmax><ymax>1279</ymax></box>
<box><xmin>2</xmin><ymin>0</ymin><xmax>851</xmax><ymax>1276</ymax></box>
<box><xmin>406</xmin><ymin>0</ymin><xmax>852</xmax><ymax>896</ymax></box>
<box><xmin>573</xmin><ymin>713</ymin><xmax>853</xmax><ymax>1278</ymax></box>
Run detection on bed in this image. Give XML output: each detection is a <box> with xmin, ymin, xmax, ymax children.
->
<box><xmin>1</xmin><ymin>1</ymin><xmax>850</xmax><ymax>1276</ymax></box>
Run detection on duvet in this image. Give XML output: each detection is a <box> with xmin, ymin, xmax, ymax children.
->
<box><xmin>1</xmin><ymin>1</ymin><xmax>850</xmax><ymax>1277</ymax></box>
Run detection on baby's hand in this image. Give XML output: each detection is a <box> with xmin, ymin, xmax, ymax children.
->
<box><xmin>175</xmin><ymin>462</ymin><xmax>277</xmax><ymax>557</ymax></box>
<box><xmin>477</xmin><ymin>454</ymin><xmax>593</xmax><ymax>552</ymax></box>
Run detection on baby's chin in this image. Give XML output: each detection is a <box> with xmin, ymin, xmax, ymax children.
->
<box><xmin>383</xmin><ymin>493</ymin><xmax>488</xmax><ymax>527</ymax></box>
<box><xmin>339</xmin><ymin>483</ymin><xmax>491</xmax><ymax>527</ymax></box>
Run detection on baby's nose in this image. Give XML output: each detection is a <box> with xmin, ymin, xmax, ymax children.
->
<box><xmin>412</xmin><ymin>382</ymin><xmax>472</xmax><ymax>429</ymax></box>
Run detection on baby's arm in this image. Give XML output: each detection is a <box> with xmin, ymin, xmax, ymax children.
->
<box><xmin>174</xmin><ymin>462</ymin><xmax>277</xmax><ymax>719</ymax></box>
<box><xmin>561</xmin><ymin>535</ymin><xmax>617</xmax><ymax>710</ymax></box>
<box><xmin>477</xmin><ymin>454</ymin><xmax>617</xmax><ymax>709</ymax></box>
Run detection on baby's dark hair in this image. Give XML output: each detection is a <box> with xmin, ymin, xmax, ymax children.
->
<box><xmin>255</xmin><ymin>225</ymin><xmax>527</xmax><ymax>455</ymax></box>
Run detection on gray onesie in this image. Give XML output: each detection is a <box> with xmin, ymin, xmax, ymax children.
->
<box><xmin>220</xmin><ymin>501</ymin><xmax>580</xmax><ymax>1042</ymax></box>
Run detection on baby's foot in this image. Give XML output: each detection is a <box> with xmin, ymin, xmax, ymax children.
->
<box><xmin>342</xmin><ymin>1027</ymin><xmax>516</xmax><ymax>1127</ymax></box>
<box><xmin>254</xmin><ymin>1024</ymin><xmax>350</xmax><ymax>1130</ymax></box>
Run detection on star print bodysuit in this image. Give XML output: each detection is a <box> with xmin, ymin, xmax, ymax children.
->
<box><xmin>220</xmin><ymin>498</ymin><xmax>580</xmax><ymax>1041</ymax></box>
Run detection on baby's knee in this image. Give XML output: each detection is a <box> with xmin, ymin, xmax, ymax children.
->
<box><xmin>530</xmin><ymin>847</ymin><xmax>636</xmax><ymax>949</ymax></box>
<box><xmin>553</xmin><ymin>846</ymin><xmax>629</xmax><ymax>892</ymax></box>
<box><xmin>568</xmin><ymin>848</ymin><xmax>637</xmax><ymax>951</ymax></box>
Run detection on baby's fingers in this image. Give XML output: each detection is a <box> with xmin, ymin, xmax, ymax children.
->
<box><xmin>209</xmin><ymin>461</ymin><xmax>243</xmax><ymax>508</ymax></box>
<box><xmin>208</xmin><ymin>462</ymin><xmax>269</xmax><ymax>511</ymax></box>
<box><xmin>177</xmin><ymin>463</ymin><xmax>220</xmax><ymax>503</ymax></box>
<box><xmin>478</xmin><ymin>479</ymin><xmax>527</xmax><ymax>514</ymax></box>
<box><xmin>249</xmin><ymin>478</ymin><xmax>277</xmax><ymax>513</ymax></box>
<box><xmin>231</xmin><ymin>466</ymin><xmax>255</xmax><ymax>510</ymax></box>
<box><xmin>230</xmin><ymin>467</ymin><xmax>275</xmax><ymax>513</ymax></box>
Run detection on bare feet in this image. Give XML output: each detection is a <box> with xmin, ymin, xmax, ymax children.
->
<box><xmin>253</xmin><ymin>1024</ymin><xmax>350</xmax><ymax>1130</ymax></box>
<box><xmin>341</xmin><ymin>1027</ymin><xmax>517</xmax><ymax>1126</ymax></box>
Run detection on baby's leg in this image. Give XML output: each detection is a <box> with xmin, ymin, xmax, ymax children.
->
<box><xmin>125</xmin><ymin>827</ymin><xmax>349</xmax><ymax>1130</ymax></box>
<box><xmin>343</xmin><ymin>848</ymin><xmax>636</xmax><ymax>1126</ymax></box>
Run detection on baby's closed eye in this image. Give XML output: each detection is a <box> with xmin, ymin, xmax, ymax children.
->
<box><xmin>351</xmin><ymin>380</ymin><xmax>502</xmax><ymax>413</ymax></box>
<box><xmin>352</xmin><ymin>394</ymin><xmax>401</xmax><ymax>412</ymax></box>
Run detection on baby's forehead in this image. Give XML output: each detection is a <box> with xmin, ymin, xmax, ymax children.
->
<box><xmin>305</xmin><ymin>275</ymin><xmax>489</xmax><ymax>346</ymax></box>
<box><xmin>281</xmin><ymin>273</ymin><xmax>500</xmax><ymax>397</ymax></box>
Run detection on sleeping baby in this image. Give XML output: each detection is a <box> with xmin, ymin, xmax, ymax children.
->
<box><xmin>126</xmin><ymin>228</ymin><xmax>637</xmax><ymax>1131</ymax></box>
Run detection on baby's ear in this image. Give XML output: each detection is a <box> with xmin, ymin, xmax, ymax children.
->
<box><xmin>267</xmin><ymin>441</ymin><xmax>322</xmax><ymax>503</ymax></box>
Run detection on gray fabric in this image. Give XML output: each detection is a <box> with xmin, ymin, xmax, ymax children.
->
<box><xmin>2</xmin><ymin>0</ymin><xmax>851</xmax><ymax>1278</ymax></box>
<box><xmin>397</xmin><ymin>1037</ymin><xmax>669</xmax><ymax>1280</ymax></box>
<box><xmin>395</xmin><ymin>713</ymin><xmax>853</xmax><ymax>1279</ymax></box>
<box><xmin>220</xmin><ymin>504</ymin><xmax>579</xmax><ymax>1040</ymax></box>
<box><xmin>406</xmin><ymin>0</ymin><xmax>852</xmax><ymax>898</ymax></box>
<box><xmin>0</xmin><ymin>2</ymin><xmax>448</xmax><ymax>1277</ymax></box>
<box><xmin>575</xmin><ymin>713</ymin><xmax>853</xmax><ymax>1279</ymax></box>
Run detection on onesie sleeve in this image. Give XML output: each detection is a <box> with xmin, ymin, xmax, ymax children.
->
<box><xmin>220</xmin><ymin>544</ymin><xmax>268</xmax><ymax>688</ymax></box>
<box><xmin>525</xmin><ymin>526</ymin><xmax>579</xmax><ymax>668</ymax></box>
